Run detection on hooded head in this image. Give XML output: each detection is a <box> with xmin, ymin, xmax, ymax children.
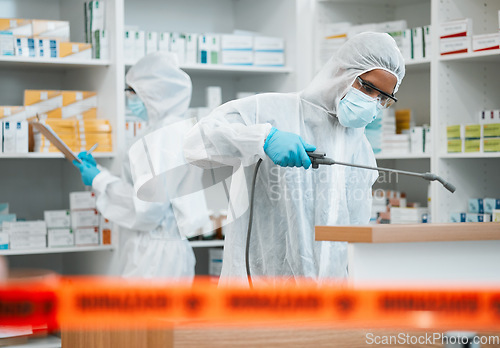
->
<box><xmin>125</xmin><ymin>52</ymin><xmax>192</xmax><ymax>126</ymax></box>
<box><xmin>300</xmin><ymin>32</ymin><xmax>405</xmax><ymax>116</ymax></box>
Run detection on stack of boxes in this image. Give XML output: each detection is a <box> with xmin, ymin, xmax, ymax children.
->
<box><xmin>221</xmin><ymin>35</ymin><xmax>253</xmax><ymax>66</ymax></box>
<box><xmin>3</xmin><ymin>221</ymin><xmax>47</xmax><ymax>250</ymax></box>
<box><xmin>1</xmin><ymin>120</ymin><xmax>29</xmax><ymax>153</ymax></box>
<box><xmin>123</xmin><ymin>29</ymin><xmax>286</xmax><ymax>67</ymax></box>
<box><xmin>0</xmin><ymin>204</ymin><xmax>16</xmax><ymax>250</ymax></box>
<box><xmin>447</xmin><ymin>111</ymin><xmax>500</xmax><ymax>153</ymax></box>
<box><xmin>440</xmin><ymin>15</ymin><xmax>500</xmax><ymax>56</ymax></box>
<box><xmin>0</xmin><ymin>194</ymin><xmax>112</xmax><ymax>250</ymax></box>
<box><xmin>371</xmin><ymin>189</ymin><xmax>428</xmax><ymax>224</ymax></box>
<box><xmin>382</xmin><ymin>109</ymin><xmax>410</xmax><ymax>154</ymax></box>
<box><xmin>316</xmin><ymin>20</ymin><xmax>432</xmax><ymax>70</ymax></box>
<box><xmin>84</xmin><ymin>1</ymin><xmax>108</xmax><ymax>59</ymax></box>
<box><xmin>450</xmin><ymin>198</ymin><xmax>500</xmax><ymax>223</ymax></box>
<box><xmin>45</xmin><ymin>210</ymin><xmax>73</xmax><ymax>247</ymax></box>
<box><xmin>366</xmin><ymin>108</ymin><xmax>432</xmax><ymax>156</ymax></box>
<box><xmin>70</xmin><ymin>192</ymin><xmax>100</xmax><ymax>246</ymax></box>
<box><xmin>481</xmin><ymin>110</ymin><xmax>500</xmax><ymax>153</ymax></box>
<box><xmin>0</xmin><ymin>89</ymin><xmax>112</xmax><ymax>155</ymax></box>
<box><xmin>0</xmin><ymin>18</ymin><xmax>94</xmax><ymax>59</ymax></box>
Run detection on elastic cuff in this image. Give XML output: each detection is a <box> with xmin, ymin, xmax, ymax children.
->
<box><xmin>91</xmin><ymin>170</ymin><xmax>116</xmax><ymax>194</ymax></box>
<box><xmin>263</xmin><ymin>127</ymin><xmax>278</xmax><ymax>152</ymax></box>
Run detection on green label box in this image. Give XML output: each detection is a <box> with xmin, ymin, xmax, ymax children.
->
<box><xmin>484</xmin><ymin>137</ymin><xmax>500</xmax><ymax>152</ymax></box>
<box><xmin>447</xmin><ymin>139</ymin><xmax>462</xmax><ymax>153</ymax></box>
<box><xmin>464</xmin><ymin>139</ymin><xmax>481</xmax><ymax>153</ymax></box>
<box><xmin>483</xmin><ymin>123</ymin><xmax>500</xmax><ymax>138</ymax></box>
<box><xmin>465</xmin><ymin>124</ymin><xmax>481</xmax><ymax>139</ymax></box>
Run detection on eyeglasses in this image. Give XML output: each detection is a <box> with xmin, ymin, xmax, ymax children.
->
<box><xmin>356</xmin><ymin>76</ymin><xmax>397</xmax><ymax>108</ymax></box>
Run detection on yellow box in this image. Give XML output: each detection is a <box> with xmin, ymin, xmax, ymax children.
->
<box><xmin>447</xmin><ymin>125</ymin><xmax>463</xmax><ymax>139</ymax></box>
<box><xmin>447</xmin><ymin>139</ymin><xmax>463</xmax><ymax>153</ymax></box>
<box><xmin>464</xmin><ymin>139</ymin><xmax>481</xmax><ymax>153</ymax></box>
<box><xmin>484</xmin><ymin>137</ymin><xmax>500</xmax><ymax>152</ymax></box>
<box><xmin>465</xmin><ymin>124</ymin><xmax>481</xmax><ymax>139</ymax></box>
<box><xmin>0</xmin><ymin>19</ymin><xmax>32</xmax><ymax>36</ymax></box>
<box><xmin>483</xmin><ymin>123</ymin><xmax>500</xmax><ymax>138</ymax></box>
<box><xmin>61</xmin><ymin>91</ymin><xmax>97</xmax><ymax>119</ymax></box>
<box><xmin>32</xmin><ymin>20</ymin><xmax>70</xmax><ymax>42</ymax></box>
<box><xmin>59</xmin><ymin>42</ymin><xmax>92</xmax><ymax>59</ymax></box>
<box><xmin>76</xmin><ymin>121</ymin><xmax>112</xmax><ymax>133</ymax></box>
<box><xmin>24</xmin><ymin>90</ymin><xmax>63</xmax><ymax>119</ymax></box>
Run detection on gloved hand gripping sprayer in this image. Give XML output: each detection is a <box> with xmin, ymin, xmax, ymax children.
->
<box><xmin>245</xmin><ymin>151</ymin><xmax>456</xmax><ymax>288</ymax></box>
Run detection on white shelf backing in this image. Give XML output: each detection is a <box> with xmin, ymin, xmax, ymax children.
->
<box><xmin>437</xmin><ymin>0</ymin><xmax>500</xmax><ymax>36</ymax></box>
<box><xmin>0</xmin><ymin>57</ymin><xmax>110</xmax><ymax>69</ymax></box>
<box><xmin>189</xmin><ymin>240</ymin><xmax>224</xmax><ymax>248</ymax></box>
<box><xmin>2</xmin><ymin>335</ymin><xmax>61</xmax><ymax>348</ymax></box>
<box><xmin>0</xmin><ymin>153</ymin><xmax>116</xmax><ymax>159</ymax></box>
<box><xmin>435</xmin><ymin>158</ymin><xmax>500</xmax><ymax>223</ymax></box>
<box><xmin>0</xmin><ymin>245</ymin><xmax>115</xmax><ymax>256</ymax></box>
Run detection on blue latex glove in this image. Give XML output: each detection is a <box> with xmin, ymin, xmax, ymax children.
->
<box><xmin>77</xmin><ymin>151</ymin><xmax>97</xmax><ymax>166</ymax></box>
<box><xmin>73</xmin><ymin>152</ymin><xmax>100</xmax><ymax>186</ymax></box>
<box><xmin>264</xmin><ymin>127</ymin><xmax>316</xmax><ymax>169</ymax></box>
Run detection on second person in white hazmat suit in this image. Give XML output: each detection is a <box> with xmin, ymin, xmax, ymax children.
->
<box><xmin>74</xmin><ymin>52</ymin><xmax>208</xmax><ymax>279</ymax></box>
<box><xmin>183</xmin><ymin>32</ymin><xmax>405</xmax><ymax>286</ymax></box>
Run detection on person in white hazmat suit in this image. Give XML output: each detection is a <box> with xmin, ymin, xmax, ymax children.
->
<box><xmin>73</xmin><ymin>52</ymin><xmax>208</xmax><ymax>279</ymax></box>
<box><xmin>183</xmin><ymin>32</ymin><xmax>405</xmax><ymax>285</ymax></box>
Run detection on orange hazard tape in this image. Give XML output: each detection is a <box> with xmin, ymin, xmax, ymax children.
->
<box><xmin>1</xmin><ymin>277</ymin><xmax>500</xmax><ymax>330</ymax></box>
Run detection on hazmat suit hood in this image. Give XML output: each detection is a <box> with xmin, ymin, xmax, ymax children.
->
<box><xmin>126</xmin><ymin>52</ymin><xmax>192</xmax><ymax>128</ymax></box>
<box><xmin>300</xmin><ymin>32</ymin><xmax>405</xmax><ymax>116</ymax></box>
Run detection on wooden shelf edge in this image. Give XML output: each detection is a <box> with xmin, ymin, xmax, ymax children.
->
<box><xmin>315</xmin><ymin>223</ymin><xmax>500</xmax><ymax>243</ymax></box>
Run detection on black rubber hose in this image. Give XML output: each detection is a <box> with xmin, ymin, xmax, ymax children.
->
<box><xmin>246</xmin><ymin>158</ymin><xmax>262</xmax><ymax>288</ymax></box>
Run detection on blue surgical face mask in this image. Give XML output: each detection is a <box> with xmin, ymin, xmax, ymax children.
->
<box><xmin>127</xmin><ymin>94</ymin><xmax>148</xmax><ymax>121</ymax></box>
<box><xmin>337</xmin><ymin>87</ymin><xmax>382</xmax><ymax>128</ymax></box>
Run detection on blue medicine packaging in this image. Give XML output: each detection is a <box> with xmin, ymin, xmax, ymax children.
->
<box><xmin>450</xmin><ymin>212</ymin><xmax>466</xmax><ymax>223</ymax></box>
<box><xmin>468</xmin><ymin>198</ymin><xmax>484</xmax><ymax>214</ymax></box>
<box><xmin>0</xmin><ymin>214</ymin><xmax>16</xmax><ymax>225</ymax></box>
<box><xmin>484</xmin><ymin>198</ymin><xmax>500</xmax><ymax>214</ymax></box>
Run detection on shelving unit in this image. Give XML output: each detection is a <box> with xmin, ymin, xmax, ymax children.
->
<box><xmin>0</xmin><ymin>245</ymin><xmax>114</xmax><ymax>256</ymax></box>
<box><xmin>1</xmin><ymin>0</ymin><xmax>298</xmax><ymax>278</ymax></box>
<box><xmin>0</xmin><ymin>56</ymin><xmax>111</xmax><ymax>68</ymax></box>
<box><xmin>315</xmin><ymin>0</ymin><xmax>500</xmax><ymax>222</ymax></box>
<box><xmin>0</xmin><ymin>152</ymin><xmax>116</xmax><ymax>159</ymax></box>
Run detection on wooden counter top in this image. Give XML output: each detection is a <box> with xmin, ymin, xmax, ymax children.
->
<box><xmin>315</xmin><ymin>223</ymin><xmax>500</xmax><ymax>243</ymax></box>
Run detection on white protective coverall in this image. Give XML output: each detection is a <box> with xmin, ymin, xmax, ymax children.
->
<box><xmin>92</xmin><ymin>52</ymin><xmax>208</xmax><ymax>279</ymax></box>
<box><xmin>183</xmin><ymin>32</ymin><xmax>405</xmax><ymax>285</ymax></box>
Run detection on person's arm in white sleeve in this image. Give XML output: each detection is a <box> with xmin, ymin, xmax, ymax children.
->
<box><xmin>346</xmin><ymin>137</ymin><xmax>378</xmax><ymax>225</ymax></box>
<box><xmin>92</xmin><ymin>169</ymin><xmax>166</xmax><ymax>231</ymax></box>
<box><xmin>184</xmin><ymin>98</ymin><xmax>273</xmax><ymax>168</ymax></box>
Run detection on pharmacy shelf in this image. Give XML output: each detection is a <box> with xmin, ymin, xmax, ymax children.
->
<box><xmin>0</xmin><ymin>245</ymin><xmax>115</xmax><ymax>256</ymax></box>
<box><xmin>375</xmin><ymin>153</ymin><xmax>431</xmax><ymax>160</ymax></box>
<box><xmin>189</xmin><ymin>240</ymin><xmax>224</xmax><ymax>248</ymax></box>
<box><xmin>0</xmin><ymin>56</ymin><xmax>110</xmax><ymax>69</ymax></box>
<box><xmin>439</xmin><ymin>50</ymin><xmax>500</xmax><ymax>63</ymax></box>
<box><xmin>4</xmin><ymin>335</ymin><xmax>61</xmax><ymax>348</ymax></box>
<box><xmin>0</xmin><ymin>152</ymin><xmax>116</xmax><ymax>159</ymax></box>
<box><xmin>439</xmin><ymin>153</ymin><xmax>500</xmax><ymax>159</ymax></box>
<box><xmin>125</xmin><ymin>61</ymin><xmax>292</xmax><ymax>75</ymax></box>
